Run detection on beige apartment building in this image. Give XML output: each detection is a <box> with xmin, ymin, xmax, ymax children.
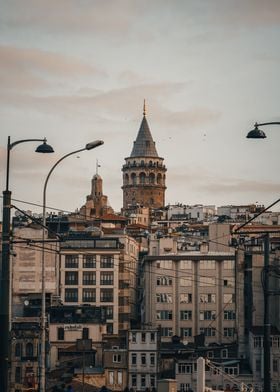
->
<box><xmin>142</xmin><ymin>237</ymin><xmax>237</xmax><ymax>345</ymax></box>
<box><xmin>60</xmin><ymin>232</ymin><xmax>139</xmax><ymax>335</ymax></box>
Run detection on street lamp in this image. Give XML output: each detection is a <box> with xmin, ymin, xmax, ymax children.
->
<box><xmin>246</xmin><ymin>121</ymin><xmax>280</xmax><ymax>392</ymax></box>
<box><xmin>0</xmin><ymin>136</ymin><xmax>54</xmax><ymax>391</ymax></box>
<box><xmin>247</xmin><ymin>121</ymin><xmax>280</xmax><ymax>139</ymax></box>
<box><xmin>40</xmin><ymin>140</ymin><xmax>104</xmax><ymax>392</ymax></box>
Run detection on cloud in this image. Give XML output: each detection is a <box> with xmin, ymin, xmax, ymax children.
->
<box><xmin>0</xmin><ymin>0</ymin><xmax>145</xmax><ymax>35</ymax></box>
<box><xmin>0</xmin><ymin>81</ymin><xmax>219</xmax><ymax>130</ymax></box>
<box><xmin>0</xmin><ymin>45</ymin><xmax>105</xmax><ymax>92</ymax></box>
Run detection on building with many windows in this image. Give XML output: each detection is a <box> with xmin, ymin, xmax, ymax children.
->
<box><xmin>128</xmin><ymin>329</ymin><xmax>159</xmax><ymax>391</ymax></box>
<box><xmin>60</xmin><ymin>231</ymin><xmax>138</xmax><ymax>335</ymax></box>
<box><xmin>141</xmin><ymin>237</ymin><xmax>237</xmax><ymax>345</ymax></box>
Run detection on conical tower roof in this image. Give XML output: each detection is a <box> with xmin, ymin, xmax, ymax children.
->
<box><xmin>130</xmin><ymin>101</ymin><xmax>158</xmax><ymax>158</ymax></box>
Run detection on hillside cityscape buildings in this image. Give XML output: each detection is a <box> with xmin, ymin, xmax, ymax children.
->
<box><xmin>2</xmin><ymin>105</ymin><xmax>280</xmax><ymax>392</ymax></box>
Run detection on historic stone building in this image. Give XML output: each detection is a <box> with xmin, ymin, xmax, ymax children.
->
<box><xmin>80</xmin><ymin>172</ymin><xmax>114</xmax><ymax>219</ymax></box>
<box><xmin>122</xmin><ymin>102</ymin><xmax>167</xmax><ymax>210</ymax></box>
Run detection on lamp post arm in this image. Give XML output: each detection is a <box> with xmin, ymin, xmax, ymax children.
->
<box><xmin>255</xmin><ymin>122</ymin><xmax>280</xmax><ymax>127</ymax></box>
<box><xmin>6</xmin><ymin>137</ymin><xmax>48</xmax><ymax>191</ymax></box>
<box><xmin>43</xmin><ymin>147</ymin><xmax>86</xmax><ymax>205</ymax></box>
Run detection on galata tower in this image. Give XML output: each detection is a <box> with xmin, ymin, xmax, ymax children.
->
<box><xmin>122</xmin><ymin>101</ymin><xmax>167</xmax><ymax>210</ymax></box>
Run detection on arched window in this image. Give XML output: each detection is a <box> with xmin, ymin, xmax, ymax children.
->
<box><xmin>149</xmin><ymin>173</ymin><xmax>155</xmax><ymax>184</ymax></box>
<box><xmin>26</xmin><ymin>342</ymin><xmax>33</xmax><ymax>357</ymax></box>
<box><xmin>157</xmin><ymin>173</ymin><xmax>162</xmax><ymax>185</ymax></box>
<box><xmin>131</xmin><ymin>173</ymin><xmax>137</xmax><ymax>185</ymax></box>
<box><xmin>15</xmin><ymin>343</ymin><xmax>21</xmax><ymax>357</ymax></box>
<box><xmin>124</xmin><ymin>173</ymin><xmax>129</xmax><ymax>185</ymax></box>
<box><xmin>139</xmin><ymin>172</ymin><xmax>146</xmax><ymax>185</ymax></box>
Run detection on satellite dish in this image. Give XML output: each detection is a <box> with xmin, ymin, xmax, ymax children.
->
<box><xmin>24</xmin><ymin>300</ymin><xmax>29</xmax><ymax>306</ymax></box>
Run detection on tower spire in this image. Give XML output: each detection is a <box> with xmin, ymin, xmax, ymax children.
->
<box><xmin>143</xmin><ymin>99</ymin><xmax>146</xmax><ymax>116</ymax></box>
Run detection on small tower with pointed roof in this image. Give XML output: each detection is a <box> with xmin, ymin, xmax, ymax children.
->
<box><xmin>122</xmin><ymin>101</ymin><xmax>167</xmax><ymax>210</ymax></box>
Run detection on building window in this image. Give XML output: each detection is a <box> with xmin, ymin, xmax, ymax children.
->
<box><xmin>273</xmin><ymin>359</ymin><xmax>278</xmax><ymax>372</ymax></box>
<box><xmin>102</xmin><ymin>306</ymin><xmax>113</xmax><ymax>320</ymax></box>
<box><xmin>65</xmin><ymin>254</ymin><xmax>79</xmax><ymax>268</ymax></box>
<box><xmin>131</xmin><ymin>332</ymin><xmax>136</xmax><ymax>343</ymax></box>
<box><xmin>141</xmin><ymin>353</ymin><xmax>146</xmax><ymax>365</ymax></box>
<box><xmin>200</xmin><ymin>328</ymin><xmax>216</xmax><ymax>337</ymax></box>
<box><xmin>223</xmin><ymin>277</ymin><xmax>234</xmax><ymax>287</ymax></box>
<box><xmin>15</xmin><ymin>367</ymin><xmax>21</xmax><ymax>383</ymax></box>
<box><xmin>113</xmin><ymin>354</ymin><xmax>121</xmax><ymax>363</ymax></box>
<box><xmin>100</xmin><ymin>288</ymin><xmax>113</xmax><ymax>302</ymax></box>
<box><xmin>223</xmin><ymin>294</ymin><xmax>235</xmax><ymax>304</ymax></box>
<box><xmin>57</xmin><ymin>327</ymin><xmax>64</xmax><ymax>340</ymax></box>
<box><xmin>117</xmin><ymin>371</ymin><xmax>122</xmax><ymax>385</ymax></box>
<box><xmin>141</xmin><ymin>332</ymin><xmax>146</xmax><ymax>342</ymax></box>
<box><xmin>200</xmin><ymin>311</ymin><xmax>216</xmax><ymax>320</ymax></box>
<box><xmin>83</xmin><ymin>288</ymin><xmax>96</xmax><ymax>302</ymax></box>
<box><xmin>82</xmin><ymin>328</ymin><xmax>89</xmax><ymax>339</ymax></box>
<box><xmin>107</xmin><ymin>323</ymin><xmax>113</xmax><ymax>334</ymax></box>
<box><xmin>26</xmin><ymin>342</ymin><xmax>33</xmax><ymax>357</ymax></box>
<box><xmin>100</xmin><ymin>255</ymin><xmax>114</xmax><ymax>268</ymax></box>
<box><xmin>254</xmin><ymin>337</ymin><xmax>262</xmax><ymax>348</ymax></box>
<box><xmin>109</xmin><ymin>371</ymin><xmax>114</xmax><ymax>385</ymax></box>
<box><xmin>224</xmin><ymin>328</ymin><xmax>235</xmax><ymax>337</ymax></box>
<box><xmin>132</xmin><ymin>374</ymin><xmax>137</xmax><ymax>387</ymax></box>
<box><xmin>178</xmin><ymin>363</ymin><xmax>192</xmax><ymax>374</ymax></box>
<box><xmin>221</xmin><ymin>349</ymin><xmax>228</xmax><ymax>359</ymax></box>
<box><xmin>157</xmin><ymin>276</ymin><xmax>172</xmax><ymax>285</ymax></box>
<box><xmin>156</xmin><ymin>293</ymin><xmax>172</xmax><ymax>303</ymax></box>
<box><xmin>141</xmin><ymin>375</ymin><xmax>146</xmax><ymax>388</ymax></box>
<box><xmin>161</xmin><ymin>327</ymin><xmax>173</xmax><ymax>337</ymax></box>
<box><xmin>150</xmin><ymin>332</ymin><xmax>155</xmax><ymax>342</ymax></box>
<box><xmin>224</xmin><ymin>367</ymin><xmax>238</xmax><ymax>375</ymax></box>
<box><xmin>151</xmin><ymin>374</ymin><xmax>156</xmax><ymax>387</ymax></box>
<box><xmin>65</xmin><ymin>271</ymin><xmax>78</xmax><ymax>285</ymax></box>
<box><xmin>131</xmin><ymin>353</ymin><xmax>137</xmax><ymax>365</ymax></box>
<box><xmin>224</xmin><ymin>310</ymin><xmax>236</xmax><ymax>320</ymax></box>
<box><xmin>65</xmin><ymin>288</ymin><xmax>78</xmax><ymax>302</ymax></box>
<box><xmin>180</xmin><ymin>310</ymin><xmax>192</xmax><ymax>320</ymax></box>
<box><xmin>150</xmin><ymin>353</ymin><xmax>155</xmax><ymax>366</ymax></box>
<box><xmin>100</xmin><ymin>271</ymin><xmax>114</xmax><ymax>285</ymax></box>
<box><xmin>180</xmin><ymin>293</ymin><xmax>192</xmax><ymax>303</ymax></box>
<box><xmin>157</xmin><ymin>310</ymin><xmax>173</xmax><ymax>320</ymax></box>
<box><xmin>83</xmin><ymin>254</ymin><xmax>96</xmax><ymax>268</ymax></box>
<box><xmin>181</xmin><ymin>328</ymin><xmax>192</xmax><ymax>338</ymax></box>
<box><xmin>200</xmin><ymin>294</ymin><xmax>216</xmax><ymax>303</ymax></box>
<box><xmin>15</xmin><ymin>343</ymin><xmax>21</xmax><ymax>357</ymax></box>
<box><xmin>83</xmin><ymin>271</ymin><xmax>96</xmax><ymax>285</ymax></box>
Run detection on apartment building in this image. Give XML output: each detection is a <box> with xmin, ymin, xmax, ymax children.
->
<box><xmin>128</xmin><ymin>329</ymin><xmax>159</xmax><ymax>391</ymax></box>
<box><xmin>142</xmin><ymin>237</ymin><xmax>237</xmax><ymax>345</ymax></box>
<box><xmin>60</xmin><ymin>231</ymin><xmax>138</xmax><ymax>335</ymax></box>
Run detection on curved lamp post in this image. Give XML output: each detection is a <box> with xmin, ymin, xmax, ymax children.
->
<box><xmin>246</xmin><ymin>121</ymin><xmax>280</xmax><ymax>392</ymax></box>
<box><xmin>0</xmin><ymin>137</ymin><xmax>54</xmax><ymax>391</ymax></box>
<box><xmin>40</xmin><ymin>140</ymin><xmax>104</xmax><ymax>392</ymax></box>
<box><xmin>247</xmin><ymin>121</ymin><xmax>280</xmax><ymax>139</ymax></box>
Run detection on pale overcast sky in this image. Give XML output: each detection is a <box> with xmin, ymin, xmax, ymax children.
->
<box><xmin>0</xmin><ymin>0</ymin><xmax>280</xmax><ymax>214</ymax></box>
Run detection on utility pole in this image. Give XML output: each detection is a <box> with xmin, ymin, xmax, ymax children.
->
<box><xmin>263</xmin><ymin>233</ymin><xmax>271</xmax><ymax>392</ymax></box>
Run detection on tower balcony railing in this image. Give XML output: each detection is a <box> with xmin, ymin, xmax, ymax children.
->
<box><xmin>122</xmin><ymin>162</ymin><xmax>166</xmax><ymax>170</ymax></box>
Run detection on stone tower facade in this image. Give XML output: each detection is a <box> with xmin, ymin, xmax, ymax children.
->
<box><xmin>122</xmin><ymin>103</ymin><xmax>167</xmax><ymax>210</ymax></box>
<box><xmin>80</xmin><ymin>173</ymin><xmax>113</xmax><ymax>219</ymax></box>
